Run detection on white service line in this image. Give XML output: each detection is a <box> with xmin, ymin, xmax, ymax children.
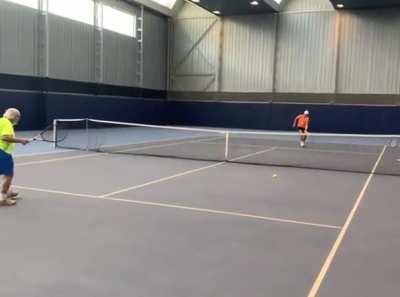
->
<box><xmin>15</xmin><ymin>152</ymin><xmax>103</xmax><ymax>167</ymax></box>
<box><xmin>101</xmin><ymin>162</ymin><xmax>226</xmax><ymax>198</ymax></box>
<box><xmin>307</xmin><ymin>145</ymin><xmax>387</xmax><ymax>297</ymax></box>
<box><xmin>13</xmin><ymin>185</ymin><xmax>341</xmax><ymax>230</ymax></box>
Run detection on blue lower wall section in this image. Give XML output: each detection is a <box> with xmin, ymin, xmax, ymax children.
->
<box><xmin>168</xmin><ymin>101</ymin><xmax>400</xmax><ymax>134</ymax></box>
<box><xmin>0</xmin><ymin>90</ymin><xmax>166</xmax><ymax>131</ymax></box>
<box><xmin>167</xmin><ymin>101</ymin><xmax>272</xmax><ymax>130</ymax></box>
<box><xmin>1</xmin><ymin>88</ymin><xmax>399</xmax><ymax>134</ymax></box>
<box><xmin>45</xmin><ymin>94</ymin><xmax>166</xmax><ymax>125</ymax></box>
<box><xmin>0</xmin><ymin>90</ymin><xmax>45</xmax><ymax>130</ymax></box>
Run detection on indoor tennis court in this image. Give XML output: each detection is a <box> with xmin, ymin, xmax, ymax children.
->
<box><xmin>1</xmin><ymin>0</ymin><xmax>400</xmax><ymax>296</ymax></box>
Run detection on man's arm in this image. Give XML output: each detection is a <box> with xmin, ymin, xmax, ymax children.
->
<box><xmin>304</xmin><ymin>118</ymin><xmax>310</xmax><ymax>133</ymax></box>
<box><xmin>2</xmin><ymin>135</ymin><xmax>30</xmax><ymax>145</ymax></box>
<box><xmin>292</xmin><ymin>115</ymin><xmax>300</xmax><ymax>128</ymax></box>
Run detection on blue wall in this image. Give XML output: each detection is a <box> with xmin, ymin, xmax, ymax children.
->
<box><xmin>1</xmin><ymin>73</ymin><xmax>399</xmax><ymax>134</ymax></box>
<box><xmin>46</xmin><ymin>94</ymin><xmax>166</xmax><ymax>125</ymax></box>
<box><xmin>168</xmin><ymin>101</ymin><xmax>400</xmax><ymax>134</ymax></box>
<box><xmin>0</xmin><ymin>90</ymin><xmax>45</xmax><ymax>130</ymax></box>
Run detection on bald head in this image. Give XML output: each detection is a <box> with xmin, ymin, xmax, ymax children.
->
<box><xmin>3</xmin><ymin>108</ymin><xmax>21</xmax><ymax>125</ymax></box>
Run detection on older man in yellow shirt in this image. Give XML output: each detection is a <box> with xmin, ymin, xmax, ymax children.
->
<box><xmin>0</xmin><ymin>108</ymin><xmax>30</xmax><ymax>206</ymax></box>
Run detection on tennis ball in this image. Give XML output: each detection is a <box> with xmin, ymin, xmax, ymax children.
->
<box><xmin>272</xmin><ymin>174</ymin><xmax>278</xmax><ymax>178</ymax></box>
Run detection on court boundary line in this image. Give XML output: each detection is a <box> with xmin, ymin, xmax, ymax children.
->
<box><xmin>307</xmin><ymin>145</ymin><xmax>387</xmax><ymax>297</ymax></box>
<box><xmin>13</xmin><ymin>185</ymin><xmax>341</xmax><ymax>230</ymax></box>
<box><xmin>101</xmin><ymin>147</ymin><xmax>277</xmax><ymax>198</ymax></box>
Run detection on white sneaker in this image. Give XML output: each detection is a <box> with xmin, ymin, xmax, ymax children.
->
<box><xmin>300</xmin><ymin>141</ymin><xmax>305</xmax><ymax>147</ymax></box>
<box><xmin>0</xmin><ymin>197</ymin><xmax>16</xmax><ymax>206</ymax></box>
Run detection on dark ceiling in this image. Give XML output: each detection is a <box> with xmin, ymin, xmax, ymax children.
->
<box><xmin>189</xmin><ymin>0</ymin><xmax>400</xmax><ymax>16</ymax></box>
<box><xmin>188</xmin><ymin>0</ymin><xmax>277</xmax><ymax>16</ymax></box>
<box><xmin>330</xmin><ymin>0</ymin><xmax>400</xmax><ymax>9</ymax></box>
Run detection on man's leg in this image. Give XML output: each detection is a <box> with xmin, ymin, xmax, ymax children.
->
<box><xmin>299</xmin><ymin>129</ymin><xmax>306</xmax><ymax>147</ymax></box>
<box><xmin>1</xmin><ymin>175</ymin><xmax>16</xmax><ymax>205</ymax></box>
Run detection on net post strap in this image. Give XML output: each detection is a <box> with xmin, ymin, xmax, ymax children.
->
<box><xmin>53</xmin><ymin>119</ymin><xmax>57</xmax><ymax>148</ymax></box>
<box><xmin>224</xmin><ymin>132</ymin><xmax>229</xmax><ymax>160</ymax></box>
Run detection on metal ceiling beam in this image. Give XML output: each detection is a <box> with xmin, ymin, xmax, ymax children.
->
<box><xmin>263</xmin><ymin>0</ymin><xmax>281</xmax><ymax>11</ymax></box>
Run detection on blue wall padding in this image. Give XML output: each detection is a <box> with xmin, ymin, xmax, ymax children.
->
<box><xmin>168</xmin><ymin>101</ymin><xmax>400</xmax><ymax>134</ymax></box>
<box><xmin>1</xmin><ymin>86</ymin><xmax>399</xmax><ymax>135</ymax></box>
<box><xmin>45</xmin><ymin>94</ymin><xmax>167</xmax><ymax>125</ymax></box>
<box><xmin>167</xmin><ymin>101</ymin><xmax>272</xmax><ymax>130</ymax></box>
<box><xmin>0</xmin><ymin>90</ymin><xmax>45</xmax><ymax>130</ymax></box>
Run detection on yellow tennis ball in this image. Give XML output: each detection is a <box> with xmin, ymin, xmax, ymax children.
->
<box><xmin>272</xmin><ymin>174</ymin><xmax>278</xmax><ymax>178</ymax></box>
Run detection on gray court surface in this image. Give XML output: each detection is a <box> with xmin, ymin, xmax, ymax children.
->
<box><xmin>1</xmin><ymin>144</ymin><xmax>400</xmax><ymax>297</ymax></box>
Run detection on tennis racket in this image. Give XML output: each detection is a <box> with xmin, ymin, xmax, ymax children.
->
<box><xmin>31</xmin><ymin>123</ymin><xmax>68</xmax><ymax>144</ymax></box>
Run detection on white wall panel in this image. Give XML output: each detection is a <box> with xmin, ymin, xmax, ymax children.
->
<box><xmin>0</xmin><ymin>0</ymin><xmax>38</xmax><ymax>76</ymax></box>
<box><xmin>275</xmin><ymin>11</ymin><xmax>337</xmax><ymax>93</ymax></box>
<box><xmin>221</xmin><ymin>14</ymin><xmax>276</xmax><ymax>92</ymax></box>
<box><xmin>338</xmin><ymin>9</ymin><xmax>400</xmax><ymax>94</ymax></box>
<box><xmin>103</xmin><ymin>30</ymin><xmax>137</xmax><ymax>86</ymax></box>
<box><xmin>143</xmin><ymin>9</ymin><xmax>167</xmax><ymax>90</ymax></box>
<box><xmin>49</xmin><ymin>15</ymin><xmax>94</xmax><ymax>82</ymax></box>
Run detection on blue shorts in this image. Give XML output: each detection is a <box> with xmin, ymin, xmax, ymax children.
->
<box><xmin>0</xmin><ymin>150</ymin><xmax>14</xmax><ymax>176</ymax></box>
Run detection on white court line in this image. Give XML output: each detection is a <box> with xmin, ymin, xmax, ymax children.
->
<box><xmin>13</xmin><ymin>185</ymin><xmax>341</xmax><ymax>230</ymax></box>
<box><xmin>307</xmin><ymin>145</ymin><xmax>387</xmax><ymax>297</ymax></box>
<box><xmin>101</xmin><ymin>162</ymin><xmax>226</xmax><ymax>197</ymax></box>
<box><xmin>14</xmin><ymin>149</ymin><xmax>72</xmax><ymax>158</ymax></box>
<box><xmin>15</xmin><ymin>152</ymin><xmax>102</xmax><ymax>167</ymax></box>
<box><xmin>101</xmin><ymin>147</ymin><xmax>277</xmax><ymax>198</ymax></box>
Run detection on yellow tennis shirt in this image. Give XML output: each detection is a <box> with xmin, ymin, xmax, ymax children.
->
<box><xmin>0</xmin><ymin>117</ymin><xmax>15</xmax><ymax>154</ymax></box>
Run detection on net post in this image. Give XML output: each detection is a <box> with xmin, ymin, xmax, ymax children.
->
<box><xmin>85</xmin><ymin>118</ymin><xmax>89</xmax><ymax>151</ymax></box>
<box><xmin>224</xmin><ymin>132</ymin><xmax>229</xmax><ymax>161</ymax></box>
<box><xmin>52</xmin><ymin>119</ymin><xmax>57</xmax><ymax>149</ymax></box>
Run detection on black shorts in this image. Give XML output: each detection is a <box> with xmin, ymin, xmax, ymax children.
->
<box><xmin>298</xmin><ymin>127</ymin><xmax>306</xmax><ymax>133</ymax></box>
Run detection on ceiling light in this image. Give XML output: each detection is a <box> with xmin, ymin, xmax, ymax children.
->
<box><xmin>213</xmin><ymin>10</ymin><xmax>221</xmax><ymax>15</ymax></box>
<box><xmin>337</xmin><ymin>4</ymin><xmax>344</xmax><ymax>8</ymax></box>
<box><xmin>191</xmin><ymin>0</ymin><xmax>200</xmax><ymax>3</ymax></box>
<box><xmin>250</xmin><ymin>1</ymin><xmax>259</xmax><ymax>5</ymax></box>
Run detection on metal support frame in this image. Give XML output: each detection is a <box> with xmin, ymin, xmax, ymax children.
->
<box><xmin>216</xmin><ymin>17</ymin><xmax>224</xmax><ymax>92</ymax></box>
<box><xmin>333</xmin><ymin>11</ymin><xmax>342</xmax><ymax>95</ymax></box>
<box><xmin>94</xmin><ymin>0</ymin><xmax>104</xmax><ymax>83</ymax></box>
<box><xmin>38</xmin><ymin>0</ymin><xmax>49</xmax><ymax>77</ymax></box>
<box><xmin>272</xmin><ymin>13</ymin><xmax>279</xmax><ymax>93</ymax></box>
<box><xmin>136</xmin><ymin>4</ymin><xmax>145</xmax><ymax>88</ymax></box>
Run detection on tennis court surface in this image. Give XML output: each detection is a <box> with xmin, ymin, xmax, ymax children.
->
<box><xmin>2</xmin><ymin>120</ymin><xmax>400</xmax><ymax>297</ymax></box>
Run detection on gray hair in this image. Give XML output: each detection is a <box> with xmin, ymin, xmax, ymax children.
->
<box><xmin>3</xmin><ymin>108</ymin><xmax>21</xmax><ymax>120</ymax></box>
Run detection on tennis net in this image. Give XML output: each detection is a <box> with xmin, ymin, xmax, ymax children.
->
<box><xmin>53</xmin><ymin>118</ymin><xmax>400</xmax><ymax>175</ymax></box>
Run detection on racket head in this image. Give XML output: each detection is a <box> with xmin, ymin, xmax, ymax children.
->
<box><xmin>34</xmin><ymin>123</ymin><xmax>68</xmax><ymax>144</ymax></box>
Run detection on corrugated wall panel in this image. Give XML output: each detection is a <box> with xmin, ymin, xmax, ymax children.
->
<box><xmin>49</xmin><ymin>15</ymin><xmax>94</xmax><ymax>82</ymax></box>
<box><xmin>275</xmin><ymin>11</ymin><xmax>337</xmax><ymax>93</ymax></box>
<box><xmin>221</xmin><ymin>14</ymin><xmax>276</xmax><ymax>92</ymax></box>
<box><xmin>103</xmin><ymin>30</ymin><xmax>137</xmax><ymax>87</ymax></box>
<box><xmin>0</xmin><ymin>1</ymin><xmax>37</xmax><ymax>76</ymax></box>
<box><xmin>171</xmin><ymin>16</ymin><xmax>220</xmax><ymax>91</ymax></box>
<box><xmin>338</xmin><ymin>9</ymin><xmax>400</xmax><ymax>94</ymax></box>
<box><xmin>143</xmin><ymin>10</ymin><xmax>167</xmax><ymax>90</ymax></box>
<box><xmin>282</xmin><ymin>0</ymin><xmax>334</xmax><ymax>12</ymax></box>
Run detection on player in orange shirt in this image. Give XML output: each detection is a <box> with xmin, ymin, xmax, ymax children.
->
<box><xmin>293</xmin><ymin>110</ymin><xmax>310</xmax><ymax>147</ymax></box>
